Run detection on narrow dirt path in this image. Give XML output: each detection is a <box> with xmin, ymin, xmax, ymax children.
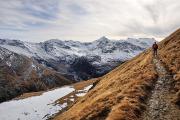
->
<box><xmin>141</xmin><ymin>58</ymin><xmax>180</xmax><ymax>120</ymax></box>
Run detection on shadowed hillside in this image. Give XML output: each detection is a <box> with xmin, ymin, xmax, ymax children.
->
<box><xmin>0</xmin><ymin>47</ymin><xmax>73</xmax><ymax>102</ymax></box>
<box><xmin>54</xmin><ymin>29</ymin><xmax>180</xmax><ymax>120</ymax></box>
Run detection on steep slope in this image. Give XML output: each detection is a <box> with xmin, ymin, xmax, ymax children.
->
<box><xmin>141</xmin><ymin>58</ymin><xmax>180</xmax><ymax>119</ymax></box>
<box><xmin>0</xmin><ymin>47</ymin><xmax>73</xmax><ymax>102</ymax></box>
<box><xmin>158</xmin><ymin>29</ymin><xmax>180</xmax><ymax>108</ymax></box>
<box><xmin>54</xmin><ymin>46</ymin><xmax>157</xmax><ymax>120</ymax></box>
<box><xmin>141</xmin><ymin>29</ymin><xmax>180</xmax><ymax>120</ymax></box>
<box><xmin>0</xmin><ymin>37</ymin><xmax>156</xmax><ymax>80</ymax></box>
<box><xmin>54</xmin><ymin>29</ymin><xmax>180</xmax><ymax>120</ymax></box>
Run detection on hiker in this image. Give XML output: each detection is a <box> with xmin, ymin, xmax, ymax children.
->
<box><xmin>152</xmin><ymin>42</ymin><xmax>158</xmax><ymax>56</ymax></box>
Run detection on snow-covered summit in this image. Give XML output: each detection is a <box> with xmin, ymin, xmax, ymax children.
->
<box><xmin>0</xmin><ymin>37</ymin><xmax>156</xmax><ymax>80</ymax></box>
<box><xmin>0</xmin><ymin>37</ymin><xmax>155</xmax><ymax>61</ymax></box>
<box><xmin>125</xmin><ymin>38</ymin><xmax>156</xmax><ymax>48</ymax></box>
<box><xmin>94</xmin><ymin>36</ymin><xmax>110</xmax><ymax>43</ymax></box>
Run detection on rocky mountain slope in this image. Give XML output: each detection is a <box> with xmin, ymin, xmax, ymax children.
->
<box><xmin>0</xmin><ymin>37</ymin><xmax>155</xmax><ymax>80</ymax></box>
<box><xmin>0</xmin><ymin>47</ymin><xmax>73</xmax><ymax>102</ymax></box>
<box><xmin>54</xmin><ymin>29</ymin><xmax>180</xmax><ymax>120</ymax></box>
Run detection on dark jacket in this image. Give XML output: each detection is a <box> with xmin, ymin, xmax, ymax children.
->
<box><xmin>152</xmin><ymin>43</ymin><xmax>158</xmax><ymax>50</ymax></box>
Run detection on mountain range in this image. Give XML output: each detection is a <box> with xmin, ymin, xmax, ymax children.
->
<box><xmin>0</xmin><ymin>37</ymin><xmax>155</xmax><ymax>102</ymax></box>
<box><xmin>0</xmin><ymin>29</ymin><xmax>179</xmax><ymax>120</ymax></box>
<box><xmin>0</xmin><ymin>37</ymin><xmax>156</xmax><ymax>81</ymax></box>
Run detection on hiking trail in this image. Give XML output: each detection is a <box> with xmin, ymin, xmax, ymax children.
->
<box><xmin>141</xmin><ymin>58</ymin><xmax>180</xmax><ymax>120</ymax></box>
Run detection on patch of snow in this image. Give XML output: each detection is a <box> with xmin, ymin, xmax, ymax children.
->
<box><xmin>76</xmin><ymin>93</ymin><xmax>86</xmax><ymax>97</ymax></box>
<box><xmin>31</xmin><ymin>63</ymin><xmax>37</xmax><ymax>71</ymax></box>
<box><xmin>0</xmin><ymin>86</ymin><xmax>74</xmax><ymax>120</ymax></box>
<box><xmin>0</xmin><ymin>45</ymin><xmax>33</xmax><ymax>57</ymax></box>
<box><xmin>70</xmin><ymin>98</ymin><xmax>74</xmax><ymax>102</ymax></box>
<box><xmin>76</xmin><ymin>85</ymin><xmax>93</xmax><ymax>97</ymax></box>
<box><xmin>6</xmin><ymin>61</ymin><xmax>11</xmax><ymax>67</ymax></box>
<box><xmin>125</xmin><ymin>38</ymin><xmax>156</xmax><ymax>48</ymax></box>
<box><xmin>84</xmin><ymin>85</ymin><xmax>93</xmax><ymax>91</ymax></box>
<box><xmin>31</xmin><ymin>63</ymin><xmax>36</xmax><ymax>68</ymax></box>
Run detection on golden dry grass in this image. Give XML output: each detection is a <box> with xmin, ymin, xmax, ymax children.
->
<box><xmin>158</xmin><ymin>28</ymin><xmax>180</xmax><ymax>107</ymax></box>
<box><xmin>14</xmin><ymin>91</ymin><xmax>43</xmax><ymax>100</ymax></box>
<box><xmin>54</xmin><ymin>49</ymin><xmax>157</xmax><ymax>120</ymax></box>
<box><xmin>73</xmin><ymin>78</ymin><xmax>98</xmax><ymax>90</ymax></box>
<box><xmin>54</xmin><ymin>28</ymin><xmax>180</xmax><ymax>120</ymax></box>
<box><xmin>55</xmin><ymin>78</ymin><xmax>98</xmax><ymax>105</ymax></box>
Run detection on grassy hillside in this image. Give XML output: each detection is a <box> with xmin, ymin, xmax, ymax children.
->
<box><xmin>158</xmin><ymin>28</ymin><xmax>180</xmax><ymax>107</ymax></box>
<box><xmin>54</xmin><ymin>29</ymin><xmax>180</xmax><ymax>120</ymax></box>
<box><xmin>54</xmin><ymin>45</ymin><xmax>157</xmax><ymax>119</ymax></box>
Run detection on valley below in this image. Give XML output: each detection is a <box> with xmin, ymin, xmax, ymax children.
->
<box><xmin>0</xmin><ymin>79</ymin><xmax>96</xmax><ymax>120</ymax></box>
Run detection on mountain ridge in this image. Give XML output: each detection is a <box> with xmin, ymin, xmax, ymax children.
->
<box><xmin>0</xmin><ymin>46</ymin><xmax>73</xmax><ymax>102</ymax></box>
<box><xmin>0</xmin><ymin>37</ymin><xmax>156</xmax><ymax>80</ymax></box>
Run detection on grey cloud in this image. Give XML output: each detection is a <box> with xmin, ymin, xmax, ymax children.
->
<box><xmin>0</xmin><ymin>0</ymin><xmax>180</xmax><ymax>42</ymax></box>
<box><xmin>144</xmin><ymin>4</ymin><xmax>160</xmax><ymax>23</ymax></box>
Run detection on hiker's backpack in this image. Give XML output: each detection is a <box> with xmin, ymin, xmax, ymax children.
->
<box><xmin>153</xmin><ymin>44</ymin><xmax>158</xmax><ymax>49</ymax></box>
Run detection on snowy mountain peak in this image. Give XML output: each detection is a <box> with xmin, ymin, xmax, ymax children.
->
<box><xmin>0</xmin><ymin>37</ymin><xmax>156</xmax><ymax>80</ymax></box>
<box><xmin>125</xmin><ymin>38</ymin><xmax>156</xmax><ymax>48</ymax></box>
<box><xmin>43</xmin><ymin>39</ymin><xmax>64</xmax><ymax>45</ymax></box>
<box><xmin>95</xmin><ymin>36</ymin><xmax>110</xmax><ymax>43</ymax></box>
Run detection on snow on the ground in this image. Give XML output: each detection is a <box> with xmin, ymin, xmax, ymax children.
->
<box><xmin>76</xmin><ymin>85</ymin><xmax>93</xmax><ymax>97</ymax></box>
<box><xmin>0</xmin><ymin>45</ymin><xmax>33</xmax><ymax>57</ymax></box>
<box><xmin>0</xmin><ymin>84</ymin><xmax>94</xmax><ymax>120</ymax></box>
<box><xmin>0</xmin><ymin>86</ymin><xmax>75</xmax><ymax>120</ymax></box>
<box><xmin>84</xmin><ymin>85</ymin><xmax>93</xmax><ymax>91</ymax></box>
<box><xmin>76</xmin><ymin>93</ymin><xmax>87</xmax><ymax>97</ymax></box>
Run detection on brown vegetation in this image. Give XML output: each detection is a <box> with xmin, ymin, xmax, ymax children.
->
<box><xmin>54</xmin><ymin>28</ymin><xmax>180</xmax><ymax>120</ymax></box>
<box><xmin>56</xmin><ymin>79</ymin><xmax>98</xmax><ymax>109</ymax></box>
<box><xmin>0</xmin><ymin>50</ymin><xmax>73</xmax><ymax>102</ymax></box>
<box><xmin>54</xmin><ymin>49</ymin><xmax>157</xmax><ymax>120</ymax></box>
<box><xmin>14</xmin><ymin>91</ymin><xmax>43</xmax><ymax>100</ymax></box>
<box><xmin>14</xmin><ymin>79</ymin><xmax>97</xmax><ymax>100</ymax></box>
<box><xmin>158</xmin><ymin>28</ymin><xmax>180</xmax><ymax>107</ymax></box>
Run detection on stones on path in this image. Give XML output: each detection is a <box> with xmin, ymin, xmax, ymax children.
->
<box><xmin>141</xmin><ymin>58</ymin><xmax>180</xmax><ymax>120</ymax></box>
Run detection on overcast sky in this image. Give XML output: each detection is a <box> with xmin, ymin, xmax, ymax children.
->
<box><xmin>0</xmin><ymin>0</ymin><xmax>179</xmax><ymax>42</ymax></box>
